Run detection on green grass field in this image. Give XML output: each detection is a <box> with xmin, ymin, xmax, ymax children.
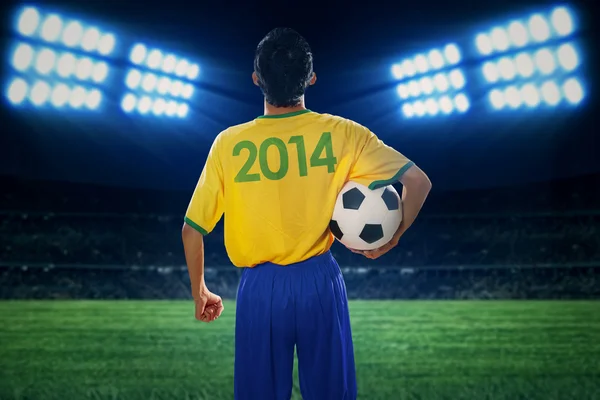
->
<box><xmin>1</xmin><ymin>301</ymin><xmax>599</xmax><ymax>400</ymax></box>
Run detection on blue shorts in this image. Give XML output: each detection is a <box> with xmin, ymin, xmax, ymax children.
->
<box><xmin>234</xmin><ymin>251</ymin><xmax>357</xmax><ymax>400</ymax></box>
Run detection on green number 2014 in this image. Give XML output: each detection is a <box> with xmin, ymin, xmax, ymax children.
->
<box><xmin>233</xmin><ymin>132</ymin><xmax>337</xmax><ymax>183</ymax></box>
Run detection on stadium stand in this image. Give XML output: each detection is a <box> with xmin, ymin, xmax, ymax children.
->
<box><xmin>1</xmin><ymin>174</ymin><xmax>599</xmax><ymax>299</ymax></box>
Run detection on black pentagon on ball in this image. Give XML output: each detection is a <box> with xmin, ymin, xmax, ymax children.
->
<box><xmin>381</xmin><ymin>188</ymin><xmax>399</xmax><ymax>210</ymax></box>
<box><xmin>342</xmin><ymin>187</ymin><xmax>365</xmax><ymax>210</ymax></box>
<box><xmin>329</xmin><ymin>220</ymin><xmax>344</xmax><ymax>240</ymax></box>
<box><xmin>359</xmin><ymin>224</ymin><xmax>384</xmax><ymax>244</ymax></box>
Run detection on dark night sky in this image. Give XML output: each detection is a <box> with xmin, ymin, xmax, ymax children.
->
<box><xmin>0</xmin><ymin>0</ymin><xmax>598</xmax><ymax>192</ymax></box>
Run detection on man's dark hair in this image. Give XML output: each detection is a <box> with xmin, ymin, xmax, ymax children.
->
<box><xmin>254</xmin><ymin>28</ymin><xmax>313</xmax><ymax>108</ymax></box>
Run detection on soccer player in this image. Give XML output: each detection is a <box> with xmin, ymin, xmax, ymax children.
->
<box><xmin>182</xmin><ymin>28</ymin><xmax>431</xmax><ymax>400</ymax></box>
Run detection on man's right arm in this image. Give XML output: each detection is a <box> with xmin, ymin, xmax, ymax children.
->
<box><xmin>353</xmin><ymin>164</ymin><xmax>431</xmax><ymax>260</ymax></box>
<box><xmin>346</xmin><ymin>122</ymin><xmax>431</xmax><ymax>259</ymax></box>
<box><xmin>395</xmin><ymin>163</ymin><xmax>432</xmax><ymax>240</ymax></box>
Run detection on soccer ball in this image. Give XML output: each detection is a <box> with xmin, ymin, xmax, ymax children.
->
<box><xmin>329</xmin><ymin>181</ymin><xmax>402</xmax><ymax>251</ymax></box>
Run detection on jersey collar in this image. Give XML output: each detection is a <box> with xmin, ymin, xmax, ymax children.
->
<box><xmin>257</xmin><ymin>109</ymin><xmax>312</xmax><ymax>119</ymax></box>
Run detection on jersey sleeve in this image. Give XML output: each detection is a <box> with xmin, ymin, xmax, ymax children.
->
<box><xmin>184</xmin><ymin>136</ymin><xmax>224</xmax><ymax>235</ymax></box>
<box><xmin>349</xmin><ymin>123</ymin><xmax>414</xmax><ymax>190</ymax></box>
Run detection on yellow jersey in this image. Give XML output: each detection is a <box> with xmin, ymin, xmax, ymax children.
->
<box><xmin>185</xmin><ymin>109</ymin><xmax>413</xmax><ymax>267</ymax></box>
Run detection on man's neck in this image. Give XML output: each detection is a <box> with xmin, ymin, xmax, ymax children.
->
<box><xmin>263</xmin><ymin>98</ymin><xmax>307</xmax><ymax>116</ymax></box>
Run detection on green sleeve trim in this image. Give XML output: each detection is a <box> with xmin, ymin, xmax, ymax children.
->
<box><xmin>368</xmin><ymin>161</ymin><xmax>415</xmax><ymax>190</ymax></box>
<box><xmin>184</xmin><ymin>217</ymin><xmax>209</xmax><ymax>235</ymax></box>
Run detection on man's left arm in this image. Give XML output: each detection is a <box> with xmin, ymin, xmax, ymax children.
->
<box><xmin>182</xmin><ymin>223</ymin><xmax>223</xmax><ymax>322</ymax></box>
<box><xmin>183</xmin><ymin>136</ymin><xmax>225</xmax><ymax>322</ymax></box>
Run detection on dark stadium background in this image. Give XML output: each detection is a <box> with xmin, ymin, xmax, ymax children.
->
<box><xmin>0</xmin><ymin>0</ymin><xmax>599</xmax><ymax>399</ymax></box>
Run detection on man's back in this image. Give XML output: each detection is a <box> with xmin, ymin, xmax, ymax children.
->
<box><xmin>182</xmin><ymin>28</ymin><xmax>431</xmax><ymax>400</ymax></box>
<box><xmin>185</xmin><ymin>109</ymin><xmax>412</xmax><ymax>267</ymax></box>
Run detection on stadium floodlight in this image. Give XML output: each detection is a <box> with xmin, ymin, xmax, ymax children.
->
<box><xmin>62</xmin><ymin>21</ymin><xmax>83</xmax><ymax>47</ymax></box>
<box><xmin>562</xmin><ymin>78</ymin><xmax>584</xmax><ymax>105</ymax></box>
<box><xmin>392</xmin><ymin>42</ymin><xmax>468</xmax><ymax>119</ymax></box>
<box><xmin>401</xmin><ymin>60</ymin><xmax>416</xmax><ymax>77</ymax></box>
<box><xmin>188</xmin><ymin>64</ymin><xmax>200</xmax><ymax>80</ymax></box>
<box><xmin>121</xmin><ymin>93</ymin><xmax>137</xmax><ymax>112</ymax></box>
<box><xmin>81</xmin><ymin>27</ymin><xmax>101</xmax><ymax>52</ymax></box>
<box><xmin>528</xmin><ymin>14</ymin><xmax>551</xmax><ymax>43</ymax></box>
<box><xmin>475</xmin><ymin>6</ymin><xmax>578</xmax><ymax>62</ymax></box>
<box><xmin>419</xmin><ymin>77</ymin><xmax>434</xmax><ymax>95</ymax></box>
<box><xmin>170</xmin><ymin>81</ymin><xmax>183</xmax><ymax>97</ymax></box>
<box><xmin>475</xmin><ymin>33</ymin><xmax>493</xmax><ymax>56</ymax></box>
<box><xmin>515</xmin><ymin>52</ymin><xmax>535</xmax><ymax>78</ymax></box>
<box><xmin>521</xmin><ymin>83</ymin><xmax>540</xmax><ymax>107</ymax></box>
<box><xmin>124</xmin><ymin>44</ymin><xmax>200</xmax><ymax>117</ymax></box>
<box><xmin>482</xmin><ymin>62</ymin><xmax>499</xmax><ymax>83</ymax></box>
<box><xmin>75</xmin><ymin>57</ymin><xmax>94</xmax><ymax>80</ymax></box>
<box><xmin>141</xmin><ymin>73</ymin><xmax>158</xmax><ymax>92</ymax></box>
<box><xmin>50</xmin><ymin>83</ymin><xmax>70</xmax><ymax>107</ymax></box>
<box><xmin>120</xmin><ymin>95</ymin><xmax>191</xmax><ymax>119</ymax></box>
<box><xmin>157</xmin><ymin>77</ymin><xmax>171</xmax><ymax>95</ymax></box>
<box><xmin>408</xmin><ymin>81</ymin><xmax>421</xmax><ymax>97</ymax></box>
<box><xmin>97</xmin><ymin>33</ymin><xmax>116</xmax><ymax>56</ymax></box>
<box><xmin>454</xmin><ymin>93</ymin><xmax>470</xmax><ymax>113</ymax></box>
<box><xmin>497</xmin><ymin>57</ymin><xmax>516</xmax><ymax>81</ymax></box>
<box><xmin>130</xmin><ymin>44</ymin><xmax>147</xmax><ymax>65</ymax></box>
<box><xmin>166</xmin><ymin>100</ymin><xmax>178</xmax><ymax>116</ymax></box>
<box><xmin>534</xmin><ymin>48</ymin><xmax>556</xmax><ymax>75</ymax></box>
<box><xmin>427</xmin><ymin>49</ymin><xmax>444</xmax><ymax>70</ymax></box>
<box><xmin>137</xmin><ymin>96</ymin><xmax>152</xmax><ymax>114</ymax></box>
<box><xmin>449</xmin><ymin>69</ymin><xmax>465</xmax><ymax>89</ymax></box>
<box><xmin>12</xmin><ymin>43</ymin><xmax>35</xmax><ymax>72</ymax></box>
<box><xmin>551</xmin><ymin>7</ymin><xmax>574</xmax><ymax>37</ymax></box>
<box><xmin>91</xmin><ymin>62</ymin><xmax>109</xmax><ymax>83</ymax></box>
<box><xmin>507</xmin><ymin>21</ymin><xmax>529</xmax><ymax>47</ymax></box>
<box><xmin>488</xmin><ymin>76</ymin><xmax>582</xmax><ymax>111</ymax></box>
<box><xmin>177</xmin><ymin>103</ymin><xmax>189</xmax><ymax>118</ymax></box>
<box><xmin>152</xmin><ymin>98</ymin><xmax>167</xmax><ymax>116</ymax></box>
<box><xmin>17</xmin><ymin>7</ymin><xmax>40</xmax><ymax>37</ymax></box>
<box><xmin>443</xmin><ymin>44</ymin><xmax>461</xmax><ymax>65</ymax></box>
<box><xmin>439</xmin><ymin>96</ymin><xmax>453</xmax><ymax>114</ymax></box>
<box><xmin>85</xmin><ymin>89</ymin><xmax>102</xmax><ymax>109</ymax></box>
<box><xmin>433</xmin><ymin>73</ymin><xmax>449</xmax><ymax>92</ymax></box>
<box><xmin>391</xmin><ymin>64</ymin><xmax>403</xmax><ymax>80</ymax></box>
<box><xmin>147</xmin><ymin>49</ymin><xmax>163</xmax><ymax>70</ymax></box>
<box><xmin>557</xmin><ymin>43</ymin><xmax>578</xmax><ymax>71</ymax></box>
<box><xmin>40</xmin><ymin>14</ymin><xmax>63</xmax><ymax>43</ymax></box>
<box><xmin>14</xmin><ymin>7</ymin><xmax>116</xmax><ymax>57</ymax></box>
<box><xmin>8</xmin><ymin>7</ymin><xmax>115</xmax><ymax>114</ymax></box>
<box><xmin>126</xmin><ymin>69</ymin><xmax>142</xmax><ymax>89</ymax></box>
<box><xmin>478</xmin><ymin>8</ymin><xmax>584</xmax><ymax>114</ymax></box>
<box><xmin>30</xmin><ymin>80</ymin><xmax>51</xmax><ymax>106</ymax></box>
<box><xmin>414</xmin><ymin>54</ymin><xmax>429</xmax><ymax>74</ymax></box>
<box><xmin>424</xmin><ymin>98</ymin><xmax>439</xmax><ymax>116</ymax></box>
<box><xmin>181</xmin><ymin>83</ymin><xmax>194</xmax><ymax>99</ymax></box>
<box><xmin>175</xmin><ymin>59</ymin><xmax>189</xmax><ymax>77</ymax></box>
<box><xmin>35</xmin><ymin>48</ymin><xmax>56</xmax><ymax>75</ymax></box>
<box><xmin>401</xmin><ymin>103</ymin><xmax>414</xmax><ymax>118</ymax></box>
<box><xmin>490</xmin><ymin>27</ymin><xmax>510</xmax><ymax>52</ymax></box>
<box><xmin>56</xmin><ymin>53</ymin><xmax>77</xmax><ymax>78</ymax></box>
<box><xmin>489</xmin><ymin>89</ymin><xmax>505</xmax><ymax>109</ymax></box>
<box><xmin>10</xmin><ymin>78</ymin><xmax>105</xmax><ymax>110</ymax></box>
<box><xmin>6</xmin><ymin>77</ymin><xmax>29</xmax><ymax>105</ymax></box>
<box><xmin>402</xmin><ymin>94</ymin><xmax>463</xmax><ymax>119</ymax></box>
<box><xmin>396</xmin><ymin>84</ymin><xmax>409</xmax><ymax>99</ymax></box>
<box><xmin>540</xmin><ymin>80</ymin><xmax>561</xmax><ymax>106</ymax></box>
<box><xmin>413</xmin><ymin>100</ymin><xmax>426</xmax><ymax>117</ymax></box>
<box><xmin>504</xmin><ymin>86</ymin><xmax>521</xmax><ymax>108</ymax></box>
<box><xmin>69</xmin><ymin>86</ymin><xmax>86</xmax><ymax>108</ymax></box>
<box><xmin>162</xmin><ymin>54</ymin><xmax>177</xmax><ymax>74</ymax></box>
